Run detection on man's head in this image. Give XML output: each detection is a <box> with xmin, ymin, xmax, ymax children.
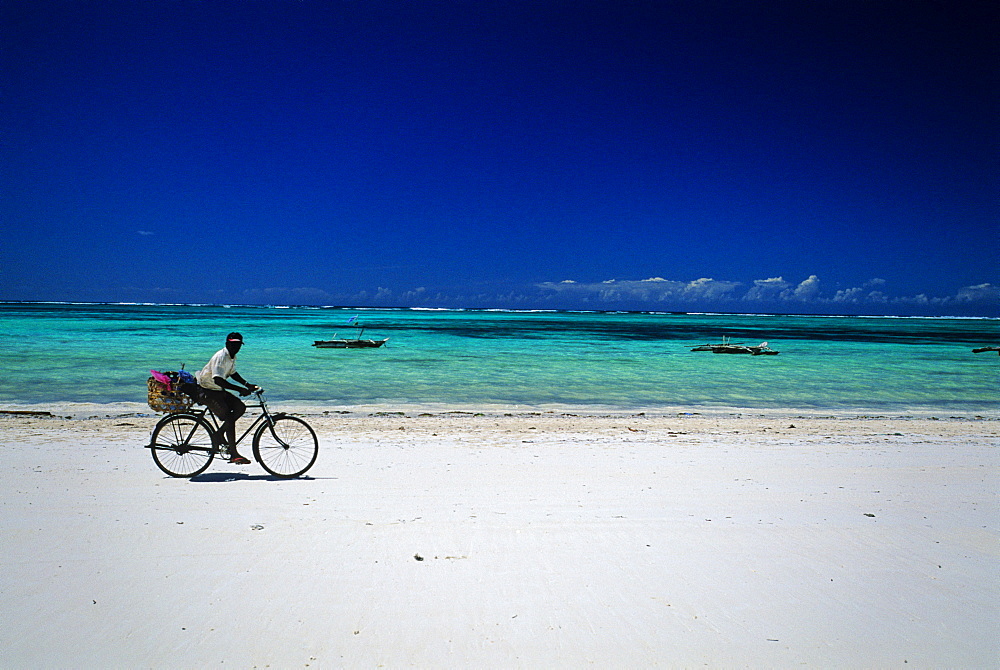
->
<box><xmin>225</xmin><ymin>332</ymin><xmax>244</xmax><ymax>356</ymax></box>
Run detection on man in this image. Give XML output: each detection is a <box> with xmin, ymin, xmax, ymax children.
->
<box><xmin>196</xmin><ymin>332</ymin><xmax>259</xmax><ymax>465</ymax></box>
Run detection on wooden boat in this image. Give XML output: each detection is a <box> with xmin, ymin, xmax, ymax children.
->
<box><xmin>313</xmin><ymin>338</ymin><xmax>388</xmax><ymax>349</ymax></box>
<box><xmin>691</xmin><ymin>336</ymin><xmax>737</xmax><ymax>352</ymax></box>
<box><xmin>972</xmin><ymin>346</ymin><xmax>1000</xmax><ymax>355</ymax></box>
<box><xmin>711</xmin><ymin>344</ymin><xmax>779</xmax><ymax>355</ymax></box>
<box><xmin>313</xmin><ymin>325</ymin><xmax>388</xmax><ymax>349</ymax></box>
<box><xmin>692</xmin><ymin>338</ymin><xmax>779</xmax><ymax>355</ymax></box>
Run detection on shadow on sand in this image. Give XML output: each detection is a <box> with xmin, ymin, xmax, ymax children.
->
<box><xmin>186</xmin><ymin>472</ymin><xmax>333</xmax><ymax>483</ymax></box>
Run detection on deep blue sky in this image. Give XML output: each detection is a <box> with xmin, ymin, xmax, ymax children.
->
<box><xmin>4</xmin><ymin>0</ymin><xmax>997</xmax><ymax>315</ymax></box>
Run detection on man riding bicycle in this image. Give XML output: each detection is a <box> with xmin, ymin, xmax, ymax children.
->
<box><xmin>196</xmin><ymin>332</ymin><xmax>259</xmax><ymax>464</ymax></box>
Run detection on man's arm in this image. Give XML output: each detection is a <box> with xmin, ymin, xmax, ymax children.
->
<box><xmin>214</xmin><ymin>374</ymin><xmax>257</xmax><ymax>396</ymax></box>
<box><xmin>231</xmin><ymin>371</ymin><xmax>256</xmax><ymax>387</ymax></box>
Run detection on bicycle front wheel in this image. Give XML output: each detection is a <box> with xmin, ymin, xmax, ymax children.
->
<box><xmin>253</xmin><ymin>415</ymin><xmax>319</xmax><ymax>478</ymax></box>
<box><xmin>150</xmin><ymin>413</ymin><xmax>215</xmax><ymax>477</ymax></box>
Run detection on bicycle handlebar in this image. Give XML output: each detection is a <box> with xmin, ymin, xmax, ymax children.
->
<box><xmin>250</xmin><ymin>388</ymin><xmax>267</xmax><ymax>408</ymax></box>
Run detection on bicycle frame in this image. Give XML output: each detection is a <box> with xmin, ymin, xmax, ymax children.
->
<box><xmin>169</xmin><ymin>390</ymin><xmax>284</xmax><ymax>453</ymax></box>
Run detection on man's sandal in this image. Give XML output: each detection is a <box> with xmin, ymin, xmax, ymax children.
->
<box><xmin>229</xmin><ymin>456</ymin><xmax>251</xmax><ymax>465</ymax></box>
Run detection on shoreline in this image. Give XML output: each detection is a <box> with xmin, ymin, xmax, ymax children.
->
<box><xmin>3</xmin><ymin>405</ymin><xmax>997</xmax><ymax>451</ymax></box>
<box><xmin>2</xmin><ymin>399</ymin><xmax>998</xmax><ymax>422</ymax></box>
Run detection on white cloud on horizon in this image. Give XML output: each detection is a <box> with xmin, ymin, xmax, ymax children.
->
<box><xmin>743</xmin><ymin>276</ymin><xmax>787</xmax><ymax>301</ymax></box>
<box><xmin>793</xmin><ymin>275</ymin><xmax>821</xmax><ymax>300</ymax></box>
<box><xmin>954</xmin><ymin>283</ymin><xmax>1000</xmax><ymax>303</ymax></box>
<box><xmin>832</xmin><ymin>278</ymin><xmax>889</xmax><ymax>304</ymax></box>
<box><xmin>536</xmin><ymin>276</ymin><xmax>1000</xmax><ymax>312</ymax></box>
<box><xmin>742</xmin><ymin>275</ymin><xmax>822</xmax><ymax>302</ymax></box>
<box><xmin>537</xmin><ymin>277</ymin><xmax>743</xmax><ymax>304</ymax></box>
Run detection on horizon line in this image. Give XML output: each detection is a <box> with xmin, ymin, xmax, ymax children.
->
<box><xmin>1</xmin><ymin>300</ymin><xmax>997</xmax><ymax>320</ymax></box>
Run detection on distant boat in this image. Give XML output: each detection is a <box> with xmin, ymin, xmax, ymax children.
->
<box><xmin>313</xmin><ymin>337</ymin><xmax>388</xmax><ymax>349</ymax></box>
<box><xmin>692</xmin><ymin>337</ymin><xmax>779</xmax><ymax>355</ymax></box>
<box><xmin>313</xmin><ymin>323</ymin><xmax>388</xmax><ymax>349</ymax></box>
<box><xmin>691</xmin><ymin>336</ymin><xmax>736</xmax><ymax>351</ymax></box>
<box><xmin>973</xmin><ymin>346</ymin><xmax>1000</xmax><ymax>355</ymax></box>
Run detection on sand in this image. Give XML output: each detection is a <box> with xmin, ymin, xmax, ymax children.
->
<box><xmin>0</xmin><ymin>405</ymin><xmax>997</xmax><ymax>668</ymax></box>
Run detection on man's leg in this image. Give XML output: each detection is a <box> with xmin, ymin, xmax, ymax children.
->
<box><xmin>201</xmin><ymin>390</ymin><xmax>244</xmax><ymax>458</ymax></box>
<box><xmin>220</xmin><ymin>393</ymin><xmax>246</xmax><ymax>454</ymax></box>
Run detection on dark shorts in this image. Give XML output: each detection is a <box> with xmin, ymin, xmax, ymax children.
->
<box><xmin>198</xmin><ymin>387</ymin><xmax>246</xmax><ymax>422</ymax></box>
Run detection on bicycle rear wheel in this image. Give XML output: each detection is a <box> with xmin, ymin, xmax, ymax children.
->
<box><xmin>252</xmin><ymin>415</ymin><xmax>319</xmax><ymax>478</ymax></box>
<box><xmin>150</xmin><ymin>413</ymin><xmax>215</xmax><ymax>477</ymax></box>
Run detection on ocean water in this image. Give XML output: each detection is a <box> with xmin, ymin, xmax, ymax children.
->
<box><xmin>1</xmin><ymin>302</ymin><xmax>997</xmax><ymax>412</ymax></box>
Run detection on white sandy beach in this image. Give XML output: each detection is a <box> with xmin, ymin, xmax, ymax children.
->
<box><xmin>0</xmin><ymin>406</ymin><xmax>997</xmax><ymax>668</ymax></box>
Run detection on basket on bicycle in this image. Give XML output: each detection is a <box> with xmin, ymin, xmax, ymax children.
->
<box><xmin>147</xmin><ymin>375</ymin><xmax>195</xmax><ymax>413</ymax></box>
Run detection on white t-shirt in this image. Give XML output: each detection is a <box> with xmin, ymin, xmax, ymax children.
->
<box><xmin>197</xmin><ymin>348</ymin><xmax>236</xmax><ymax>391</ymax></box>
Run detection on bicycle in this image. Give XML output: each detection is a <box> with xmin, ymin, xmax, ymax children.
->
<box><xmin>146</xmin><ymin>389</ymin><xmax>319</xmax><ymax>479</ymax></box>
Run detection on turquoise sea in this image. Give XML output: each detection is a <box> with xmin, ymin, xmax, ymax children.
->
<box><xmin>1</xmin><ymin>302</ymin><xmax>997</xmax><ymax>412</ymax></box>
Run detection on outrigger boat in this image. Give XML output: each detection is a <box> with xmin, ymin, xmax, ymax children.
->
<box><xmin>313</xmin><ymin>337</ymin><xmax>388</xmax><ymax>349</ymax></box>
<box><xmin>691</xmin><ymin>336</ymin><xmax>736</xmax><ymax>352</ymax></box>
<box><xmin>691</xmin><ymin>337</ymin><xmax>779</xmax><ymax>355</ymax></box>
<box><xmin>313</xmin><ymin>324</ymin><xmax>388</xmax><ymax>349</ymax></box>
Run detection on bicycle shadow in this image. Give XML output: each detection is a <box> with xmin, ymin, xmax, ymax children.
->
<box><xmin>187</xmin><ymin>472</ymin><xmax>334</xmax><ymax>483</ymax></box>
